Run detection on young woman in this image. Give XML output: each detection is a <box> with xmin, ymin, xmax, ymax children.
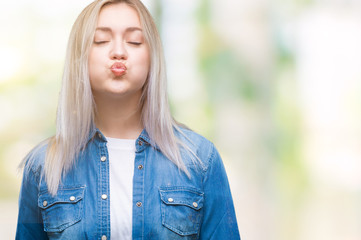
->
<box><xmin>16</xmin><ymin>0</ymin><xmax>240</xmax><ymax>239</ymax></box>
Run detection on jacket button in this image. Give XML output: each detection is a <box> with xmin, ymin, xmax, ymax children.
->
<box><xmin>101</xmin><ymin>194</ymin><xmax>107</xmax><ymax>200</ymax></box>
<box><xmin>101</xmin><ymin>235</ymin><xmax>107</xmax><ymax>240</ymax></box>
<box><xmin>98</xmin><ymin>133</ymin><xmax>102</xmax><ymax>138</ymax></box>
<box><xmin>42</xmin><ymin>201</ymin><xmax>48</xmax><ymax>207</ymax></box>
<box><xmin>138</xmin><ymin>140</ymin><xmax>143</xmax><ymax>146</ymax></box>
<box><xmin>101</xmin><ymin>156</ymin><xmax>106</xmax><ymax>162</ymax></box>
<box><xmin>138</xmin><ymin>164</ymin><xmax>143</xmax><ymax>170</ymax></box>
<box><xmin>193</xmin><ymin>202</ymin><xmax>198</xmax><ymax>208</ymax></box>
<box><xmin>69</xmin><ymin>196</ymin><xmax>75</xmax><ymax>201</ymax></box>
<box><xmin>168</xmin><ymin>198</ymin><xmax>174</xmax><ymax>203</ymax></box>
<box><xmin>136</xmin><ymin>202</ymin><xmax>142</xmax><ymax>207</ymax></box>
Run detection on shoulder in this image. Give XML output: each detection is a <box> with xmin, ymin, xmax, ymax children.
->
<box><xmin>175</xmin><ymin>127</ymin><xmax>217</xmax><ymax>170</ymax></box>
<box><xmin>21</xmin><ymin>139</ymin><xmax>49</xmax><ymax>180</ymax></box>
<box><xmin>176</xmin><ymin>127</ymin><xmax>214</xmax><ymax>149</ymax></box>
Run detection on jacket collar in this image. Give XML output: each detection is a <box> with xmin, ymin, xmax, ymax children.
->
<box><xmin>87</xmin><ymin>126</ymin><xmax>158</xmax><ymax>150</ymax></box>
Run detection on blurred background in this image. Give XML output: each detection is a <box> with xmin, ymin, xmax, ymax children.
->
<box><xmin>1</xmin><ymin>0</ymin><xmax>361</xmax><ymax>239</ymax></box>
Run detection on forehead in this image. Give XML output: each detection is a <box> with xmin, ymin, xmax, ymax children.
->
<box><xmin>97</xmin><ymin>3</ymin><xmax>141</xmax><ymax>29</ymax></box>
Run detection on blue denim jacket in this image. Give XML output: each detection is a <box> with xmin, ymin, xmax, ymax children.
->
<box><xmin>16</xmin><ymin>128</ymin><xmax>240</xmax><ymax>240</ymax></box>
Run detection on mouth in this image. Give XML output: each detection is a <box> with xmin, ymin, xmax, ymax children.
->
<box><xmin>110</xmin><ymin>62</ymin><xmax>127</xmax><ymax>76</ymax></box>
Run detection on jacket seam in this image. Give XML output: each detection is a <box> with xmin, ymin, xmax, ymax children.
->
<box><xmin>201</xmin><ymin>142</ymin><xmax>215</xmax><ymax>190</ymax></box>
<box><xmin>28</xmin><ymin>164</ymin><xmax>41</xmax><ymax>186</ymax></box>
<box><xmin>205</xmin><ymin>143</ymin><xmax>216</xmax><ymax>172</ymax></box>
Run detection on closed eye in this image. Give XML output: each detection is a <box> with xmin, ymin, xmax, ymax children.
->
<box><xmin>128</xmin><ymin>42</ymin><xmax>142</xmax><ymax>46</ymax></box>
<box><xmin>94</xmin><ymin>41</ymin><xmax>109</xmax><ymax>44</ymax></box>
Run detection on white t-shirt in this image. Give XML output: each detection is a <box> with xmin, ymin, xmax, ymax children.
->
<box><xmin>106</xmin><ymin>137</ymin><xmax>136</xmax><ymax>240</ymax></box>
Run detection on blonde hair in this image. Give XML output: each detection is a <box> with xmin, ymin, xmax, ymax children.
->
<box><xmin>27</xmin><ymin>0</ymin><xmax>199</xmax><ymax>195</ymax></box>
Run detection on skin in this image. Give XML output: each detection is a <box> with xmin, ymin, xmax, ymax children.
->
<box><xmin>88</xmin><ymin>3</ymin><xmax>150</xmax><ymax>139</ymax></box>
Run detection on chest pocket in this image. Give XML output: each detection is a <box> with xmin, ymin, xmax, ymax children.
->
<box><xmin>159</xmin><ymin>187</ymin><xmax>204</xmax><ymax>237</ymax></box>
<box><xmin>38</xmin><ymin>186</ymin><xmax>85</xmax><ymax>233</ymax></box>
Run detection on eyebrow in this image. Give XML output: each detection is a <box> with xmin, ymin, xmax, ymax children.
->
<box><xmin>95</xmin><ymin>26</ymin><xmax>143</xmax><ymax>33</ymax></box>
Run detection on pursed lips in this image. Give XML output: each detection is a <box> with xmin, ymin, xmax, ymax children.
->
<box><xmin>110</xmin><ymin>62</ymin><xmax>127</xmax><ymax>76</ymax></box>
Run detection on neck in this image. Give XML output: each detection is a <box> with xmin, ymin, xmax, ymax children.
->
<box><xmin>94</xmin><ymin>93</ymin><xmax>143</xmax><ymax>139</ymax></box>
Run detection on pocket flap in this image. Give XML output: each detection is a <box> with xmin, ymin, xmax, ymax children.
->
<box><xmin>159</xmin><ymin>187</ymin><xmax>204</xmax><ymax>210</ymax></box>
<box><xmin>38</xmin><ymin>186</ymin><xmax>85</xmax><ymax>209</ymax></box>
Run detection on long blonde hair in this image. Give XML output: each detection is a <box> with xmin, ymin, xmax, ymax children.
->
<box><xmin>28</xmin><ymin>0</ymin><xmax>199</xmax><ymax>195</ymax></box>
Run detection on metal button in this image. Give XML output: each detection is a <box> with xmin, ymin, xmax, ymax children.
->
<box><xmin>138</xmin><ymin>140</ymin><xmax>143</xmax><ymax>146</ymax></box>
<box><xmin>69</xmin><ymin>196</ymin><xmax>75</xmax><ymax>201</ymax></box>
<box><xmin>168</xmin><ymin>198</ymin><xmax>174</xmax><ymax>203</ymax></box>
<box><xmin>101</xmin><ymin>194</ymin><xmax>108</xmax><ymax>200</ymax></box>
<box><xmin>193</xmin><ymin>202</ymin><xmax>198</xmax><ymax>208</ymax></box>
<box><xmin>138</xmin><ymin>164</ymin><xmax>143</xmax><ymax>170</ymax></box>
<box><xmin>136</xmin><ymin>202</ymin><xmax>142</xmax><ymax>207</ymax></box>
<box><xmin>43</xmin><ymin>201</ymin><xmax>48</xmax><ymax>207</ymax></box>
<box><xmin>101</xmin><ymin>235</ymin><xmax>107</xmax><ymax>240</ymax></box>
<box><xmin>101</xmin><ymin>156</ymin><xmax>106</xmax><ymax>162</ymax></box>
<box><xmin>98</xmin><ymin>133</ymin><xmax>102</xmax><ymax>138</ymax></box>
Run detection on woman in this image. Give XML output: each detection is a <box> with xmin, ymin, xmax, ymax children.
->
<box><xmin>16</xmin><ymin>0</ymin><xmax>240</xmax><ymax>239</ymax></box>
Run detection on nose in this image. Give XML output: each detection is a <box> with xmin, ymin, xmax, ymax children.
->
<box><xmin>110</xmin><ymin>41</ymin><xmax>127</xmax><ymax>60</ymax></box>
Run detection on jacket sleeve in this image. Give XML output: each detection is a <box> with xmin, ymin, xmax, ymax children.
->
<box><xmin>16</xmin><ymin>167</ymin><xmax>48</xmax><ymax>240</ymax></box>
<box><xmin>200</xmin><ymin>143</ymin><xmax>241</xmax><ymax>240</ymax></box>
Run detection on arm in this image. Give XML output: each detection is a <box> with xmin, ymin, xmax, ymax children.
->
<box><xmin>200</xmin><ymin>144</ymin><xmax>241</xmax><ymax>240</ymax></box>
<box><xmin>16</xmin><ymin>167</ymin><xmax>48</xmax><ymax>240</ymax></box>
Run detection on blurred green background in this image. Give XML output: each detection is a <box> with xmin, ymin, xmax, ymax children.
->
<box><xmin>1</xmin><ymin>0</ymin><xmax>361</xmax><ymax>239</ymax></box>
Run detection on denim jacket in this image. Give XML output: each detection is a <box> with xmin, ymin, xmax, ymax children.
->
<box><xmin>16</xmin><ymin>128</ymin><xmax>240</xmax><ymax>240</ymax></box>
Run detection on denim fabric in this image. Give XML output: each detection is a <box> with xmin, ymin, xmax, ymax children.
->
<box><xmin>16</xmin><ymin>128</ymin><xmax>240</xmax><ymax>240</ymax></box>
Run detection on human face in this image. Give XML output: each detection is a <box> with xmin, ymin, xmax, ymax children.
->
<box><xmin>88</xmin><ymin>3</ymin><xmax>150</xmax><ymax>100</ymax></box>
